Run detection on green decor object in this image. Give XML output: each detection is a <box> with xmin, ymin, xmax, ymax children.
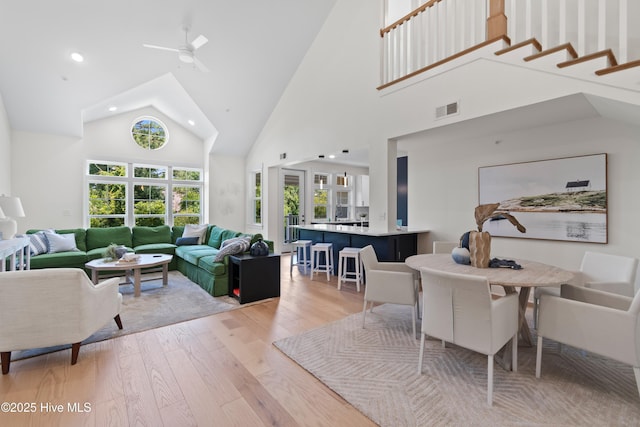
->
<box><xmin>103</xmin><ymin>243</ymin><xmax>127</xmax><ymax>261</ymax></box>
<box><xmin>469</xmin><ymin>203</ymin><xmax>526</xmax><ymax>268</ymax></box>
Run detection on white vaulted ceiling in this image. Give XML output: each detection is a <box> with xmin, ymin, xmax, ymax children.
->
<box><xmin>0</xmin><ymin>0</ymin><xmax>337</xmax><ymax>155</ymax></box>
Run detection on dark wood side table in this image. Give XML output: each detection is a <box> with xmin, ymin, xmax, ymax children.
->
<box><xmin>229</xmin><ymin>253</ymin><xmax>281</xmax><ymax>304</ymax></box>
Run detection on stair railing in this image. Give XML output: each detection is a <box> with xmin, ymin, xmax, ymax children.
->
<box><xmin>505</xmin><ymin>0</ymin><xmax>630</xmax><ymax>62</ymax></box>
<box><xmin>380</xmin><ymin>0</ymin><xmax>634</xmax><ymax>89</ymax></box>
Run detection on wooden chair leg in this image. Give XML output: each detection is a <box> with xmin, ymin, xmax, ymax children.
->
<box><xmin>114</xmin><ymin>314</ymin><xmax>123</xmax><ymax>330</ymax></box>
<box><xmin>1</xmin><ymin>351</ymin><xmax>11</xmax><ymax>375</ymax></box>
<box><xmin>71</xmin><ymin>343</ymin><xmax>81</xmax><ymax>365</ymax></box>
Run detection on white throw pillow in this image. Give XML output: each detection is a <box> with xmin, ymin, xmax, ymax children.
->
<box><xmin>182</xmin><ymin>224</ymin><xmax>208</xmax><ymax>244</ymax></box>
<box><xmin>44</xmin><ymin>232</ymin><xmax>79</xmax><ymax>253</ymax></box>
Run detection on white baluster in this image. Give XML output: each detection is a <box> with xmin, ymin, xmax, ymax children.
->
<box><xmin>578</xmin><ymin>0</ymin><xmax>585</xmax><ymax>56</ymax></box>
<box><xmin>526</xmin><ymin>0</ymin><xmax>532</xmax><ymax>40</ymax></box>
<box><xmin>598</xmin><ymin>0</ymin><xmax>606</xmax><ymax>52</ymax></box>
<box><xmin>541</xmin><ymin>0</ymin><xmax>548</xmax><ymax>49</ymax></box>
<box><xmin>559</xmin><ymin>0</ymin><xmax>566</xmax><ymax>45</ymax></box>
<box><xmin>619</xmin><ymin>0</ymin><xmax>628</xmax><ymax>62</ymax></box>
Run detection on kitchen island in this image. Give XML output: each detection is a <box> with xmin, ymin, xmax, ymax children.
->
<box><xmin>294</xmin><ymin>224</ymin><xmax>428</xmax><ymax>264</ymax></box>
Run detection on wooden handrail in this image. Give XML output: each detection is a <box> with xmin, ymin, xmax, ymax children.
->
<box><xmin>380</xmin><ymin>0</ymin><xmax>441</xmax><ymax>37</ymax></box>
<box><xmin>377</xmin><ymin>36</ymin><xmax>509</xmax><ymax>90</ymax></box>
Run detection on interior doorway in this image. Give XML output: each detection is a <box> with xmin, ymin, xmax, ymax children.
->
<box><xmin>281</xmin><ymin>169</ymin><xmax>305</xmax><ymax>252</ymax></box>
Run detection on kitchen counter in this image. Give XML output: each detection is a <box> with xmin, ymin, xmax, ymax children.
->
<box><xmin>293</xmin><ymin>224</ymin><xmax>429</xmax><ymax>263</ymax></box>
<box><xmin>295</xmin><ymin>224</ymin><xmax>428</xmax><ymax>237</ymax></box>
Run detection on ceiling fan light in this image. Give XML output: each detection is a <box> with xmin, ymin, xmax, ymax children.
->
<box><xmin>178</xmin><ymin>48</ymin><xmax>194</xmax><ymax>63</ymax></box>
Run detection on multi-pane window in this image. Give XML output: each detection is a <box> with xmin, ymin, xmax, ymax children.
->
<box><xmin>88</xmin><ymin>162</ymin><xmax>128</xmax><ymax>228</ymax></box>
<box><xmin>313</xmin><ymin>173</ymin><xmax>329</xmax><ymax>220</ymax></box>
<box><xmin>251</xmin><ymin>171</ymin><xmax>262</xmax><ymax>225</ymax></box>
<box><xmin>87</xmin><ymin>161</ymin><xmax>202</xmax><ymax>228</ymax></box>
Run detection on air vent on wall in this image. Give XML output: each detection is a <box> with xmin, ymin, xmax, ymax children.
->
<box><xmin>435</xmin><ymin>101</ymin><xmax>460</xmax><ymax>120</ymax></box>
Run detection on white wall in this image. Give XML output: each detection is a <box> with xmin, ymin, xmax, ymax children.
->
<box><xmin>11</xmin><ymin>107</ymin><xmax>205</xmax><ymax>232</ymax></box>
<box><xmin>208</xmin><ymin>155</ymin><xmax>245</xmax><ymax>232</ymax></box>
<box><xmin>401</xmin><ymin>116</ymin><xmax>640</xmax><ymax>273</ymax></box>
<box><xmin>246</xmin><ymin>0</ymin><xmax>640</xmax><ymax>279</ymax></box>
<box><xmin>0</xmin><ymin>93</ymin><xmax>11</xmax><ymax>196</ymax></box>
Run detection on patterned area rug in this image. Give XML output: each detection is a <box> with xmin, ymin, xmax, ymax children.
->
<box><xmin>13</xmin><ymin>271</ymin><xmax>243</xmax><ymax>361</ymax></box>
<box><xmin>274</xmin><ymin>304</ymin><xmax>640</xmax><ymax>427</ymax></box>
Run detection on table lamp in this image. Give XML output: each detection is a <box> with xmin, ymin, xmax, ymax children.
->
<box><xmin>0</xmin><ymin>195</ymin><xmax>25</xmax><ymax>239</ymax></box>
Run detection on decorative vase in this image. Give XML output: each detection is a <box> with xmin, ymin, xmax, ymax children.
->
<box><xmin>451</xmin><ymin>247</ymin><xmax>471</xmax><ymax>265</ymax></box>
<box><xmin>250</xmin><ymin>239</ymin><xmax>269</xmax><ymax>256</ymax></box>
<box><xmin>469</xmin><ymin>231</ymin><xmax>491</xmax><ymax>268</ymax></box>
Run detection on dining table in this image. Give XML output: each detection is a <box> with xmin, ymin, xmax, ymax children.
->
<box><xmin>405</xmin><ymin>253</ymin><xmax>575</xmax><ymax>369</ymax></box>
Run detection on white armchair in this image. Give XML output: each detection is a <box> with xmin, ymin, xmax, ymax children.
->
<box><xmin>359</xmin><ymin>245</ymin><xmax>419</xmax><ymax>338</ymax></box>
<box><xmin>533</xmin><ymin>251</ymin><xmax>638</xmax><ymax>328</ymax></box>
<box><xmin>536</xmin><ymin>284</ymin><xmax>640</xmax><ymax>397</ymax></box>
<box><xmin>0</xmin><ymin>268</ymin><xmax>122</xmax><ymax>374</ymax></box>
<box><xmin>418</xmin><ymin>267</ymin><xmax>519</xmax><ymax>406</ymax></box>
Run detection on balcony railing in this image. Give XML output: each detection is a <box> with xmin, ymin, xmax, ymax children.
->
<box><xmin>379</xmin><ymin>0</ymin><xmax>634</xmax><ymax>89</ymax></box>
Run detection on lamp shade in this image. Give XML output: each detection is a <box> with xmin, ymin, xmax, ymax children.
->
<box><xmin>0</xmin><ymin>195</ymin><xmax>25</xmax><ymax>218</ymax></box>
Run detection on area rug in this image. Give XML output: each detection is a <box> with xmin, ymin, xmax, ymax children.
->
<box><xmin>13</xmin><ymin>271</ymin><xmax>243</xmax><ymax>361</ymax></box>
<box><xmin>274</xmin><ymin>304</ymin><xmax>640</xmax><ymax>427</ymax></box>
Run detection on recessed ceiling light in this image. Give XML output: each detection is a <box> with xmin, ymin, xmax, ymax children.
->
<box><xmin>70</xmin><ymin>52</ymin><xmax>84</xmax><ymax>63</ymax></box>
<box><xmin>108</xmin><ymin>106</ymin><xmax>117</xmax><ymax>112</ymax></box>
<box><xmin>188</xmin><ymin>119</ymin><xmax>195</xmax><ymax>126</ymax></box>
<box><xmin>329</xmin><ymin>154</ymin><xmax>336</xmax><ymax>159</ymax></box>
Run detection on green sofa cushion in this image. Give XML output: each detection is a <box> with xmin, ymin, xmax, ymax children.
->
<box><xmin>86</xmin><ymin>226</ymin><xmax>132</xmax><ymax>251</ymax></box>
<box><xmin>29</xmin><ymin>251</ymin><xmax>88</xmax><ymax>269</ymax></box>
<box><xmin>207</xmin><ymin>226</ymin><xmax>226</xmax><ymax>249</ymax></box>
<box><xmin>176</xmin><ymin>246</ymin><xmax>219</xmax><ymax>265</ymax></box>
<box><xmin>132</xmin><ymin>225</ymin><xmax>171</xmax><ymax>247</ymax></box>
<box><xmin>197</xmin><ymin>256</ymin><xmax>227</xmax><ymax>275</ymax></box>
<box><xmin>134</xmin><ymin>243</ymin><xmax>176</xmax><ymax>254</ymax></box>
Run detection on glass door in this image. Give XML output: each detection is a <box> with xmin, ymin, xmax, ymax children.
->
<box><xmin>282</xmin><ymin>169</ymin><xmax>305</xmax><ymax>252</ymax></box>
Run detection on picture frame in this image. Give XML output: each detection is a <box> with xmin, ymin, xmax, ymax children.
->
<box><xmin>478</xmin><ymin>153</ymin><xmax>607</xmax><ymax>243</ymax></box>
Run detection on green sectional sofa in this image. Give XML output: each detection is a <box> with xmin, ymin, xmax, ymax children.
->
<box><xmin>25</xmin><ymin>225</ymin><xmax>272</xmax><ymax>298</ymax></box>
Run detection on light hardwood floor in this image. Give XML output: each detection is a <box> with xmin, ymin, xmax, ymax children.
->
<box><xmin>0</xmin><ymin>255</ymin><xmax>377</xmax><ymax>427</ymax></box>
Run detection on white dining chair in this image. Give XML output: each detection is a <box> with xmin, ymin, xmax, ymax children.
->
<box><xmin>360</xmin><ymin>245</ymin><xmax>419</xmax><ymax>338</ymax></box>
<box><xmin>432</xmin><ymin>241</ymin><xmax>458</xmax><ymax>254</ymax></box>
<box><xmin>533</xmin><ymin>251</ymin><xmax>638</xmax><ymax>328</ymax></box>
<box><xmin>418</xmin><ymin>266</ymin><xmax>519</xmax><ymax>406</ymax></box>
<box><xmin>536</xmin><ymin>284</ymin><xmax>640</xmax><ymax>398</ymax></box>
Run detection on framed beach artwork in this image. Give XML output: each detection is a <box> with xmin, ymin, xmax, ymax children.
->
<box><xmin>478</xmin><ymin>153</ymin><xmax>607</xmax><ymax>243</ymax></box>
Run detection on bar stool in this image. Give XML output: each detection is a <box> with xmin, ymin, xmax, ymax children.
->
<box><xmin>337</xmin><ymin>247</ymin><xmax>362</xmax><ymax>292</ymax></box>
<box><xmin>290</xmin><ymin>240</ymin><xmax>312</xmax><ymax>275</ymax></box>
<box><xmin>310</xmin><ymin>242</ymin><xmax>333</xmax><ymax>281</ymax></box>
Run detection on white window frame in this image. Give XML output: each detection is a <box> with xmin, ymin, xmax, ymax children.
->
<box><xmin>250</xmin><ymin>170</ymin><xmax>262</xmax><ymax>226</ymax></box>
<box><xmin>86</xmin><ymin>160</ymin><xmax>203</xmax><ymax>228</ymax></box>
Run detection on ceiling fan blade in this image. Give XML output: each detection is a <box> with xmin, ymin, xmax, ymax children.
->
<box><xmin>193</xmin><ymin>57</ymin><xmax>210</xmax><ymax>72</ymax></box>
<box><xmin>190</xmin><ymin>35</ymin><xmax>208</xmax><ymax>50</ymax></box>
<box><xmin>143</xmin><ymin>44</ymin><xmax>179</xmax><ymax>52</ymax></box>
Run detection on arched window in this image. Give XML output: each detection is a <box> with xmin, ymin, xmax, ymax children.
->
<box><xmin>131</xmin><ymin>117</ymin><xmax>168</xmax><ymax>150</ymax></box>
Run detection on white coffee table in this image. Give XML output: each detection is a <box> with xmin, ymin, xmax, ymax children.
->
<box><xmin>85</xmin><ymin>254</ymin><xmax>173</xmax><ymax>297</ymax></box>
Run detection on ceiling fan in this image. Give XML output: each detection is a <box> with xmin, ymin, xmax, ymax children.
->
<box><xmin>143</xmin><ymin>29</ymin><xmax>210</xmax><ymax>72</ymax></box>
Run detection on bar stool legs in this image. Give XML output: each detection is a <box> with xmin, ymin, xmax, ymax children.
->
<box><xmin>290</xmin><ymin>240</ymin><xmax>312</xmax><ymax>275</ymax></box>
<box><xmin>338</xmin><ymin>247</ymin><xmax>362</xmax><ymax>292</ymax></box>
<box><xmin>310</xmin><ymin>243</ymin><xmax>333</xmax><ymax>281</ymax></box>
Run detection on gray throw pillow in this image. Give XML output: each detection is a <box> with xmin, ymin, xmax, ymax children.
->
<box><xmin>214</xmin><ymin>236</ymin><xmax>251</xmax><ymax>262</ymax></box>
